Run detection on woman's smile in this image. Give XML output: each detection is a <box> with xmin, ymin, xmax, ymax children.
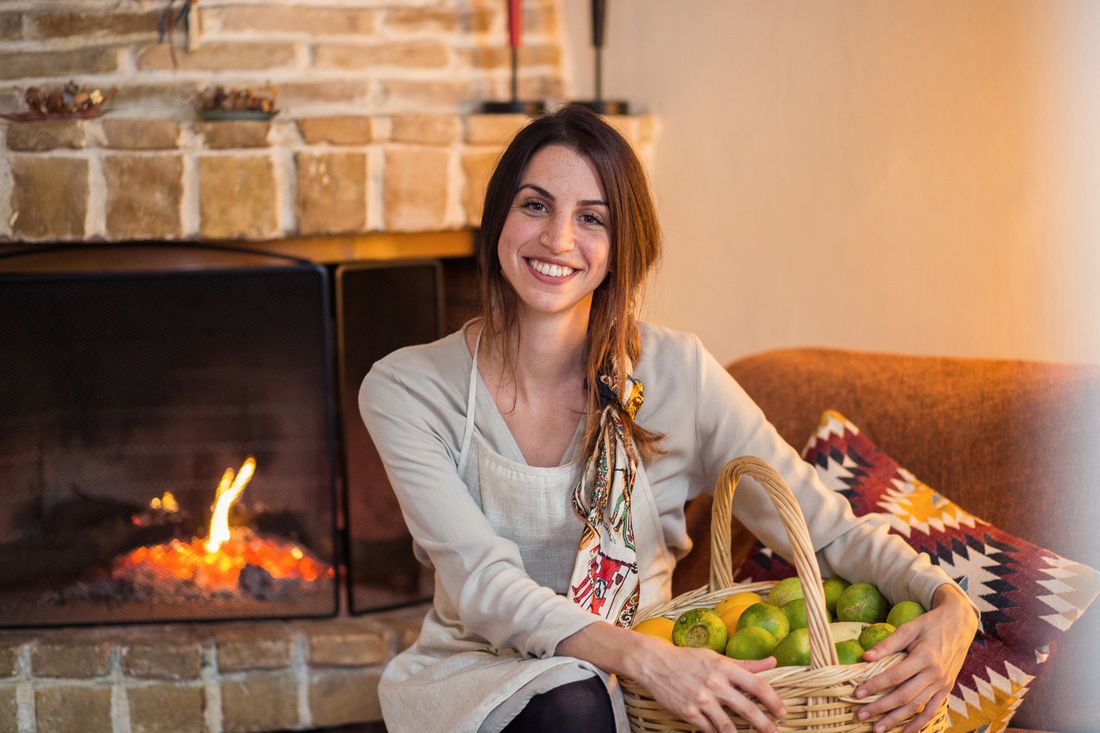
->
<box><xmin>526</xmin><ymin>257</ymin><xmax>580</xmax><ymax>280</ymax></box>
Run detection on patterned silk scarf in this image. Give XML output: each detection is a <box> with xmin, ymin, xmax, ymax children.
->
<box><xmin>566</xmin><ymin>369</ymin><xmax>645</xmax><ymax>627</ymax></box>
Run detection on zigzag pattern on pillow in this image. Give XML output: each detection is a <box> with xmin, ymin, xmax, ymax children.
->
<box><xmin>734</xmin><ymin>409</ymin><xmax>1100</xmax><ymax>733</ymax></box>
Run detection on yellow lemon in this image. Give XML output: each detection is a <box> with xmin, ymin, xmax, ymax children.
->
<box><xmin>633</xmin><ymin>617</ymin><xmax>675</xmax><ymax>643</ymax></box>
<box><xmin>715</xmin><ymin>591</ymin><xmax>763</xmax><ymax>616</ymax></box>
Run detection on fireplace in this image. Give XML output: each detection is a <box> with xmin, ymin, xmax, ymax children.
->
<box><xmin>0</xmin><ymin>245</ymin><xmax>340</xmax><ymax>627</ymax></box>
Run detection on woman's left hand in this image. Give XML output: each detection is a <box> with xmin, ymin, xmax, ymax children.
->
<box><xmin>853</xmin><ymin>583</ymin><xmax>979</xmax><ymax>733</ymax></box>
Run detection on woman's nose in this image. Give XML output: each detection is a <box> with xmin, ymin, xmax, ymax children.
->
<box><xmin>540</xmin><ymin>215</ymin><xmax>575</xmax><ymax>252</ymax></box>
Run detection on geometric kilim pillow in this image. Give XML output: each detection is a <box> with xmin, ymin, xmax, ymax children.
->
<box><xmin>733</xmin><ymin>409</ymin><xmax>1100</xmax><ymax>733</ymax></box>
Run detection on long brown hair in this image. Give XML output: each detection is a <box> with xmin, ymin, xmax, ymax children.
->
<box><xmin>476</xmin><ymin>104</ymin><xmax>664</xmax><ymax>458</ymax></box>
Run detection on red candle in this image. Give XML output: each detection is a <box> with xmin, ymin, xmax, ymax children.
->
<box><xmin>508</xmin><ymin>0</ymin><xmax>522</xmax><ymax>48</ymax></box>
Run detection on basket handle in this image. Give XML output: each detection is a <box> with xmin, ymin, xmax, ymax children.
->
<box><xmin>710</xmin><ymin>456</ymin><xmax>839</xmax><ymax>668</ymax></box>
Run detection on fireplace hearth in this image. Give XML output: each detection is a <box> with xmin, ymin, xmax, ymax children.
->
<box><xmin>0</xmin><ymin>246</ymin><xmax>340</xmax><ymax>627</ymax></box>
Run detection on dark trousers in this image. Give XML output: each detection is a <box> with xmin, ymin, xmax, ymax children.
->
<box><xmin>500</xmin><ymin>676</ymin><xmax>616</xmax><ymax>733</ymax></box>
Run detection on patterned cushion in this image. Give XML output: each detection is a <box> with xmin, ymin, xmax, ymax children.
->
<box><xmin>734</xmin><ymin>409</ymin><xmax>1100</xmax><ymax>733</ymax></box>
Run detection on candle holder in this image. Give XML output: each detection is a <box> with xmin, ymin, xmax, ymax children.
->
<box><xmin>481</xmin><ymin>0</ymin><xmax>546</xmax><ymax>115</ymax></box>
<box><xmin>574</xmin><ymin>0</ymin><xmax>629</xmax><ymax>115</ymax></box>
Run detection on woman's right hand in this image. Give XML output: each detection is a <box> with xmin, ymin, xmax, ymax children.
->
<box><xmin>632</xmin><ymin>637</ymin><xmax>785</xmax><ymax>733</ymax></box>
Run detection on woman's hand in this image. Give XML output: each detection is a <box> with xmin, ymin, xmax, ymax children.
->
<box><xmin>853</xmin><ymin>583</ymin><xmax>978</xmax><ymax>733</ymax></box>
<box><xmin>631</xmin><ymin>637</ymin><xmax>785</xmax><ymax>733</ymax></box>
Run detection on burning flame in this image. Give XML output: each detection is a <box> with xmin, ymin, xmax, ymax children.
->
<box><xmin>114</xmin><ymin>456</ymin><xmax>334</xmax><ymax>593</ymax></box>
<box><xmin>204</xmin><ymin>456</ymin><xmax>255</xmax><ymax>553</ymax></box>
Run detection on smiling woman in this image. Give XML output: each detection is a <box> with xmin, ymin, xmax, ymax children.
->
<box><xmin>357</xmin><ymin>105</ymin><xmax>976</xmax><ymax>733</ymax></box>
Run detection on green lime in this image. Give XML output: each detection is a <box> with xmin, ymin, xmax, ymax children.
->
<box><xmin>834</xmin><ymin>639</ymin><xmax>864</xmax><ymax>665</ymax></box>
<box><xmin>725</xmin><ymin>626</ymin><xmax>778</xmax><ymax>660</ymax></box>
<box><xmin>887</xmin><ymin>600</ymin><xmax>926</xmax><ymax>627</ymax></box>
<box><xmin>857</xmin><ymin>622</ymin><xmax>896</xmax><ymax>651</ymax></box>
<box><xmin>736</xmin><ymin>602</ymin><xmax>791</xmax><ymax>642</ymax></box>
<box><xmin>836</xmin><ymin>582</ymin><xmax>889</xmax><ymax>623</ymax></box>
<box><xmin>781</xmin><ymin>597</ymin><xmax>831</xmax><ymax>630</ymax></box>
<box><xmin>822</xmin><ymin>576</ymin><xmax>851</xmax><ymax>616</ymax></box>
<box><xmin>672</xmin><ymin>608</ymin><xmax>728</xmax><ymax>652</ymax></box>
<box><xmin>773</xmin><ymin>627</ymin><xmax>811</xmax><ymax>667</ymax></box>
<box><xmin>768</xmin><ymin>577</ymin><xmax>804</xmax><ymax>608</ymax></box>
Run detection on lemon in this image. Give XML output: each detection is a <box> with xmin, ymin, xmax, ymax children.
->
<box><xmin>836</xmin><ymin>582</ymin><xmax>889</xmax><ymax>623</ymax></box>
<box><xmin>767</xmin><ymin>577</ymin><xmax>804</xmax><ymax>608</ymax></box>
<box><xmin>886</xmin><ymin>600</ymin><xmax>926</xmax><ymax>627</ymax></box>
<box><xmin>719</xmin><ymin>604</ymin><xmax>754</xmax><ymax>636</ymax></box>
<box><xmin>672</xmin><ymin>608</ymin><xmax>728</xmax><ymax>652</ymax></box>
<box><xmin>773</xmin><ymin>627</ymin><xmax>811</xmax><ymax>667</ymax></box>
<box><xmin>857</xmin><ymin>622</ymin><xmax>896</xmax><ymax>651</ymax></box>
<box><xmin>725</xmin><ymin>626</ymin><xmax>778</xmax><ymax>660</ymax></box>
<box><xmin>736</xmin><ymin>602</ymin><xmax>790</xmax><ymax>642</ymax></box>
<box><xmin>715</xmin><ymin>591</ymin><xmax>763</xmax><ymax>616</ymax></box>
<box><xmin>834</xmin><ymin>639</ymin><xmax>864</xmax><ymax>665</ymax></box>
<box><xmin>822</xmin><ymin>576</ymin><xmax>851</xmax><ymax>616</ymax></box>
<box><xmin>633</xmin><ymin>617</ymin><xmax>675</xmax><ymax>643</ymax></box>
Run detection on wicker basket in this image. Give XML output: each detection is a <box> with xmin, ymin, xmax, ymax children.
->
<box><xmin>621</xmin><ymin>456</ymin><xmax>947</xmax><ymax>733</ymax></box>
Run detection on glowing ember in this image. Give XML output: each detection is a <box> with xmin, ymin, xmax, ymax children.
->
<box><xmin>112</xmin><ymin>457</ymin><xmax>333</xmax><ymax>594</ymax></box>
<box><xmin>149</xmin><ymin>491</ymin><xmax>180</xmax><ymax>512</ymax></box>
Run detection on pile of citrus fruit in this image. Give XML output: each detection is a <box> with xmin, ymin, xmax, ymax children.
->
<box><xmin>632</xmin><ymin>576</ymin><xmax>927</xmax><ymax>667</ymax></box>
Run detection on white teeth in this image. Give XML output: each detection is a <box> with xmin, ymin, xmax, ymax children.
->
<box><xmin>529</xmin><ymin>259</ymin><xmax>575</xmax><ymax>278</ymax></box>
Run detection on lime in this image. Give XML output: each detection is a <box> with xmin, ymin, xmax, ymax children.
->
<box><xmin>887</xmin><ymin>600</ymin><xmax>926</xmax><ymax>627</ymax></box>
<box><xmin>782</xmin><ymin>597</ymin><xmax>831</xmax><ymax>630</ymax></box>
<box><xmin>822</xmin><ymin>576</ymin><xmax>851</xmax><ymax>616</ymax></box>
<box><xmin>633</xmin><ymin>617</ymin><xmax>675</xmax><ymax>643</ymax></box>
<box><xmin>773</xmin><ymin>627</ymin><xmax>811</xmax><ymax>667</ymax></box>
<box><xmin>768</xmin><ymin>577</ymin><xmax>804</xmax><ymax>608</ymax></box>
<box><xmin>836</xmin><ymin>582</ymin><xmax>889</xmax><ymax>623</ymax></box>
<box><xmin>736</xmin><ymin>602</ymin><xmax>791</xmax><ymax>642</ymax></box>
<box><xmin>857</xmin><ymin>622</ymin><xmax>896</xmax><ymax>651</ymax></box>
<box><xmin>725</xmin><ymin>626</ymin><xmax>778</xmax><ymax>660</ymax></box>
<box><xmin>672</xmin><ymin>608</ymin><xmax>728</xmax><ymax>652</ymax></box>
<box><xmin>834</xmin><ymin>639</ymin><xmax>864</xmax><ymax>665</ymax></box>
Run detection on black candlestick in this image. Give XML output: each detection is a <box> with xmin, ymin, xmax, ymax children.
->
<box><xmin>481</xmin><ymin>0</ymin><xmax>546</xmax><ymax>115</ymax></box>
<box><xmin>576</xmin><ymin>0</ymin><xmax>628</xmax><ymax>115</ymax></box>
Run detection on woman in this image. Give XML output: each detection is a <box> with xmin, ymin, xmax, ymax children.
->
<box><xmin>360</xmin><ymin>105</ymin><xmax>977</xmax><ymax>733</ymax></box>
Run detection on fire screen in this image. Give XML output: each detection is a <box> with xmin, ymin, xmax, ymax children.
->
<box><xmin>338</xmin><ymin>261</ymin><xmax>443</xmax><ymax>612</ymax></box>
<box><xmin>0</xmin><ymin>247</ymin><xmax>339</xmax><ymax>627</ymax></box>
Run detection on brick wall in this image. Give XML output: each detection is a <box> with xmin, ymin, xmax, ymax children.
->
<box><xmin>0</xmin><ymin>0</ymin><xmax>564</xmax><ymax>119</ymax></box>
<box><xmin>0</xmin><ymin>608</ymin><xmax>427</xmax><ymax>733</ymax></box>
<box><xmin>0</xmin><ymin>0</ymin><xmax>655</xmax><ymax>244</ymax></box>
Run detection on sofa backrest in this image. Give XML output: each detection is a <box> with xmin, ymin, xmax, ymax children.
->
<box><xmin>673</xmin><ymin>347</ymin><xmax>1100</xmax><ymax>732</ymax></box>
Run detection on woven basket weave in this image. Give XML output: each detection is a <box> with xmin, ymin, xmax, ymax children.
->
<box><xmin>621</xmin><ymin>456</ymin><xmax>947</xmax><ymax>733</ymax></box>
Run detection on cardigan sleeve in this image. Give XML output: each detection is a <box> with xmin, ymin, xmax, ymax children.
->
<box><xmin>688</xmin><ymin>335</ymin><xmax>962</xmax><ymax>612</ymax></box>
<box><xmin>359</xmin><ymin>358</ymin><xmax>600</xmax><ymax>658</ymax></box>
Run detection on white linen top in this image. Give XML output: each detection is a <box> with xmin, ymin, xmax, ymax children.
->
<box><xmin>359</xmin><ymin>322</ymin><xmax>956</xmax><ymax>663</ymax></box>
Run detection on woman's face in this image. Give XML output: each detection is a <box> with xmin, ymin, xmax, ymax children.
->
<box><xmin>497</xmin><ymin>145</ymin><xmax>611</xmax><ymax>322</ymax></box>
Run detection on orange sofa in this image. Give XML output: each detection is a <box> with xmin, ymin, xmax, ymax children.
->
<box><xmin>672</xmin><ymin>348</ymin><xmax>1100</xmax><ymax>733</ymax></box>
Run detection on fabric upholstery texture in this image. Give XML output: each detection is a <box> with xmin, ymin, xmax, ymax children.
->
<box><xmin>670</xmin><ymin>348</ymin><xmax>1100</xmax><ymax>732</ymax></box>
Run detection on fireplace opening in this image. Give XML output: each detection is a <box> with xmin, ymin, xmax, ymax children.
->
<box><xmin>0</xmin><ymin>245</ymin><xmax>340</xmax><ymax>626</ymax></box>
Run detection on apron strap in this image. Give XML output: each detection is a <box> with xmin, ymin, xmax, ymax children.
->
<box><xmin>456</xmin><ymin>327</ymin><xmax>482</xmax><ymax>475</ymax></box>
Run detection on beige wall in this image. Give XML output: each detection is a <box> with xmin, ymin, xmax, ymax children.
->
<box><xmin>562</xmin><ymin>1</ymin><xmax>1100</xmax><ymax>365</ymax></box>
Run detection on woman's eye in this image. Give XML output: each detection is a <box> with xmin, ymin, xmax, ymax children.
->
<box><xmin>520</xmin><ymin>200</ymin><xmax>547</xmax><ymax>213</ymax></box>
<box><xmin>580</xmin><ymin>213</ymin><xmax>605</xmax><ymax>227</ymax></box>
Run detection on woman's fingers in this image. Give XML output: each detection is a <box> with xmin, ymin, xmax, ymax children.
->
<box><xmin>901</xmin><ymin>689</ymin><xmax>948</xmax><ymax>733</ymax></box>
<box><xmin>728</xmin><ymin>662</ymin><xmax>785</xmax><ymax>720</ymax></box>
<box><xmin>859</xmin><ymin>674</ymin><xmax>934</xmax><ymax>733</ymax></box>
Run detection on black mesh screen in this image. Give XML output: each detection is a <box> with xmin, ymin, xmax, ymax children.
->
<box><xmin>337</xmin><ymin>261</ymin><xmax>442</xmax><ymax>612</ymax></box>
